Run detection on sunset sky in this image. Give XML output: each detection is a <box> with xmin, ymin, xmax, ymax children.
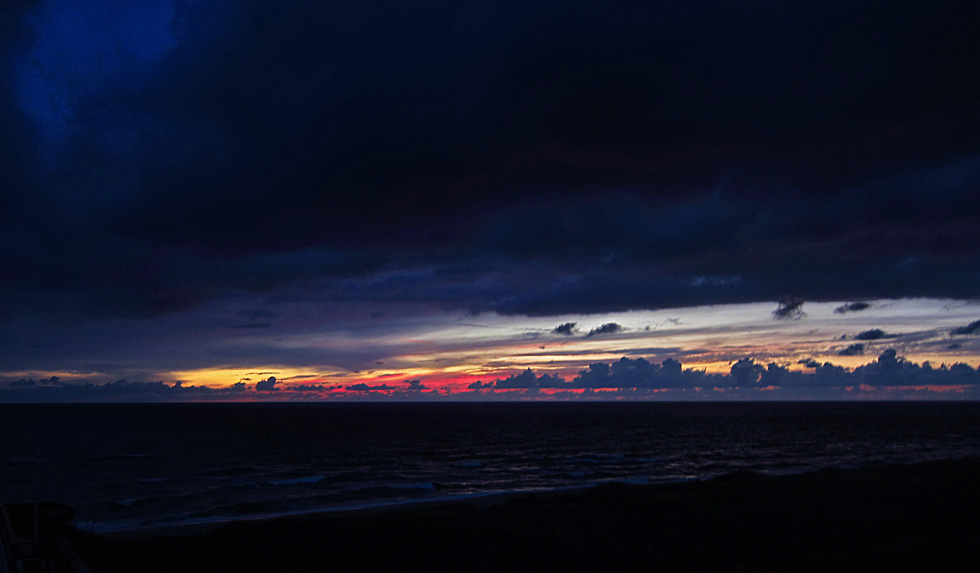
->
<box><xmin>1</xmin><ymin>1</ymin><xmax>979</xmax><ymax>400</ymax></box>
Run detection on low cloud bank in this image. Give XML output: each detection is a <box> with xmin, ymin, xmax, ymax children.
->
<box><xmin>0</xmin><ymin>379</ymin><xmax>243</xmax><ymax>403</ymax></box>
<box><xmin>3</xmin><ymin>349</ymin><xmax>977</xmax><ymax>402</ymax></box>
<box><xmin>478</xmin><ymin>350</ymin><xmax>980</xmax><ymax>391</ymax></box>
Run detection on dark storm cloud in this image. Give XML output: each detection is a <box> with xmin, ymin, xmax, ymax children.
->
<box><xmin>2</xmin><ymin>0</ymin><xmax>980</xmax><ymax>326</ymax></box>
<box><xmin>838</xmin><ymin>344</ymin><xmax>865</xmax><ymax>356</ymax></box>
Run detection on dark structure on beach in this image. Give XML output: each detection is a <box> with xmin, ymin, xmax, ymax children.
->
<box><xmin>1</xmin><ymin>502</ymin><xmax>90</xmax><ymax>573</ymax></box>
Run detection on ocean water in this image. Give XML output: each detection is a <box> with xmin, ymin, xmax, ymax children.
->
<box><xmin>2</xmin><ymin>402</ymin><xmax>979</xmax><ymax>533</ymax></box>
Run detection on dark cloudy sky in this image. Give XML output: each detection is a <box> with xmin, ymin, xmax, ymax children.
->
<box><xmin>2</xmin><ymin>1</ymin><xmax>979</xmax><ymax>400</ymax></box>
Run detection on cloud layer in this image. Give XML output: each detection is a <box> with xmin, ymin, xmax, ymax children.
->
<box><xmin>2</xmin><ymin>1</ymin><xmax>980</xmax><ymax>321</ymax></box>
<box><xmin>4</xmin><ymin>349</ymin><xmax>977</xmax><ymax>402</ymax></box>
<box><xmin>1</xmin><ymin>2</ymin><xmax>979</xmax><ymax>389</ymax></box>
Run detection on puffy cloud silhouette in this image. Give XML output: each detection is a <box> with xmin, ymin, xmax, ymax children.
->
<box><xmin>573</xmin><ymin>357</ymin><xmax>701</xmax><ymax>389</ymax></box>
<box><xmin>552</xmin><ymin>322</ymin><xmax>577</xmax><ymax>336</ymax></box>
<box><xmin>852</xmin><ymin>349</ymin><xmax>979</xmax><ymax>386</ymax></box>
<box><xmin>952</xmin><ymin>320</ymin><xmax>980</xmax><ymax>335</ymax></box>
<box><xmin>493</xmin><ymin>369</ymin><xmax>567</xmax><ymax>389</ymax></box>
<box><xmin>854</xmin><ymin>329</ymin><xmax>896</xmax><ymax>340</ymax></box>
<box><xmin>470</xmin><ymin>348</ymin><xmax>980</xmax><ymax>394</ymax></box>
<box><xmin>838</xmin><ymin>344</ymin><xmax>865</xmax><ymax>356</ymax></box>
<box><xmin>759</xmin><ymin>362</ymin><xmax>789</xmax><ymax>386</ymax></box>
<box><xmin>834</xmin><ymin>302</ymin><xmax>871</xmax><ymax>314</ymax></box>
<box><xmin>345</xmin><ymin>383</ymin><xmax>397</xmax><ymax>392</ymax></box>
<box><xmin>807</xmin><ymin>362</ymin><xmax>851</xmax><ymax>386</ymax></box>
<box><xmin>453</xmin><ymin>346</ymin><xmax>980</xmax><ymax>396</ymax></box>
<box><xmin>773</xmin><ymin>296</ymin><xmax>805</xmax><ymax>319</ymax></box>
<box><xmin>255</xmin><ymin>376</ymin><xmax>279</xmax><ymax>391</ymax></box>
<box><xmin>587</xmin><ymin>323</ymin><xmax>622</xmax><ymax>337</ymax></box>
<box><xmin>729</xmin><ymin>358</ymin><xmax>765</xmax><ymax>386</ymax></box>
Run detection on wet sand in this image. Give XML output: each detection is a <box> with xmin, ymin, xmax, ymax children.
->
<box><xmin>65</xmin><ymin>457</ymin><xmax>980</xmax><ymax>572</ymax></box>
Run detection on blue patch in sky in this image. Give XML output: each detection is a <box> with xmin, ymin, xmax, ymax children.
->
<box><xmin>14</xmin><ymin>0</ymin><xmax>179</xmax><ymax>140</ymax></box>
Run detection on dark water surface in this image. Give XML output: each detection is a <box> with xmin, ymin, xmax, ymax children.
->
<box><xmin>2</xmin><ymin>402</ymin><xmax>979</xmax><ymax>532</ymax></box>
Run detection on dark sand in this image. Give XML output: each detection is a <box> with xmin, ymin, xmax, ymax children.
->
<box><xmin>65</xmin><ymin>457</ymin><xmax>980</xmax><ymax>572</ymax></box>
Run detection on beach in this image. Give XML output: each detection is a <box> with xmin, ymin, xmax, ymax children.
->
<box><xmin>63</xmin><ymin>457</ymin><xmax>980</xmax><ymax>572</ymax></box>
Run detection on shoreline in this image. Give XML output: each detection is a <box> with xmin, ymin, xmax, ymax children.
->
<box><xmin>75</xmin><ymin>476</ymin><xmax>697</xmax><ymax>538</ymax></box>
<box><xmin>65</xmin><ymin>456</ymin><xmax>980</xmax><ymax>571</ymax></box>
<box><xmin>70</xmin><ymin>462</ymin><xmax>851</xmax><ymax>538</ymax></box>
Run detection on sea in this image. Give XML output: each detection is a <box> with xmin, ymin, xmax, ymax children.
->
<box><xmin>2</xmin><ymin>401</ymin><xmax>979</xmax><ymax>533</ymax></box>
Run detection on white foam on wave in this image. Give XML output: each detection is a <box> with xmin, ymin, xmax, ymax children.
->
<box><xmin>73</xmin><ymin>486</ymin><xmax>575</xmax><ymax>535</ymax></box>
